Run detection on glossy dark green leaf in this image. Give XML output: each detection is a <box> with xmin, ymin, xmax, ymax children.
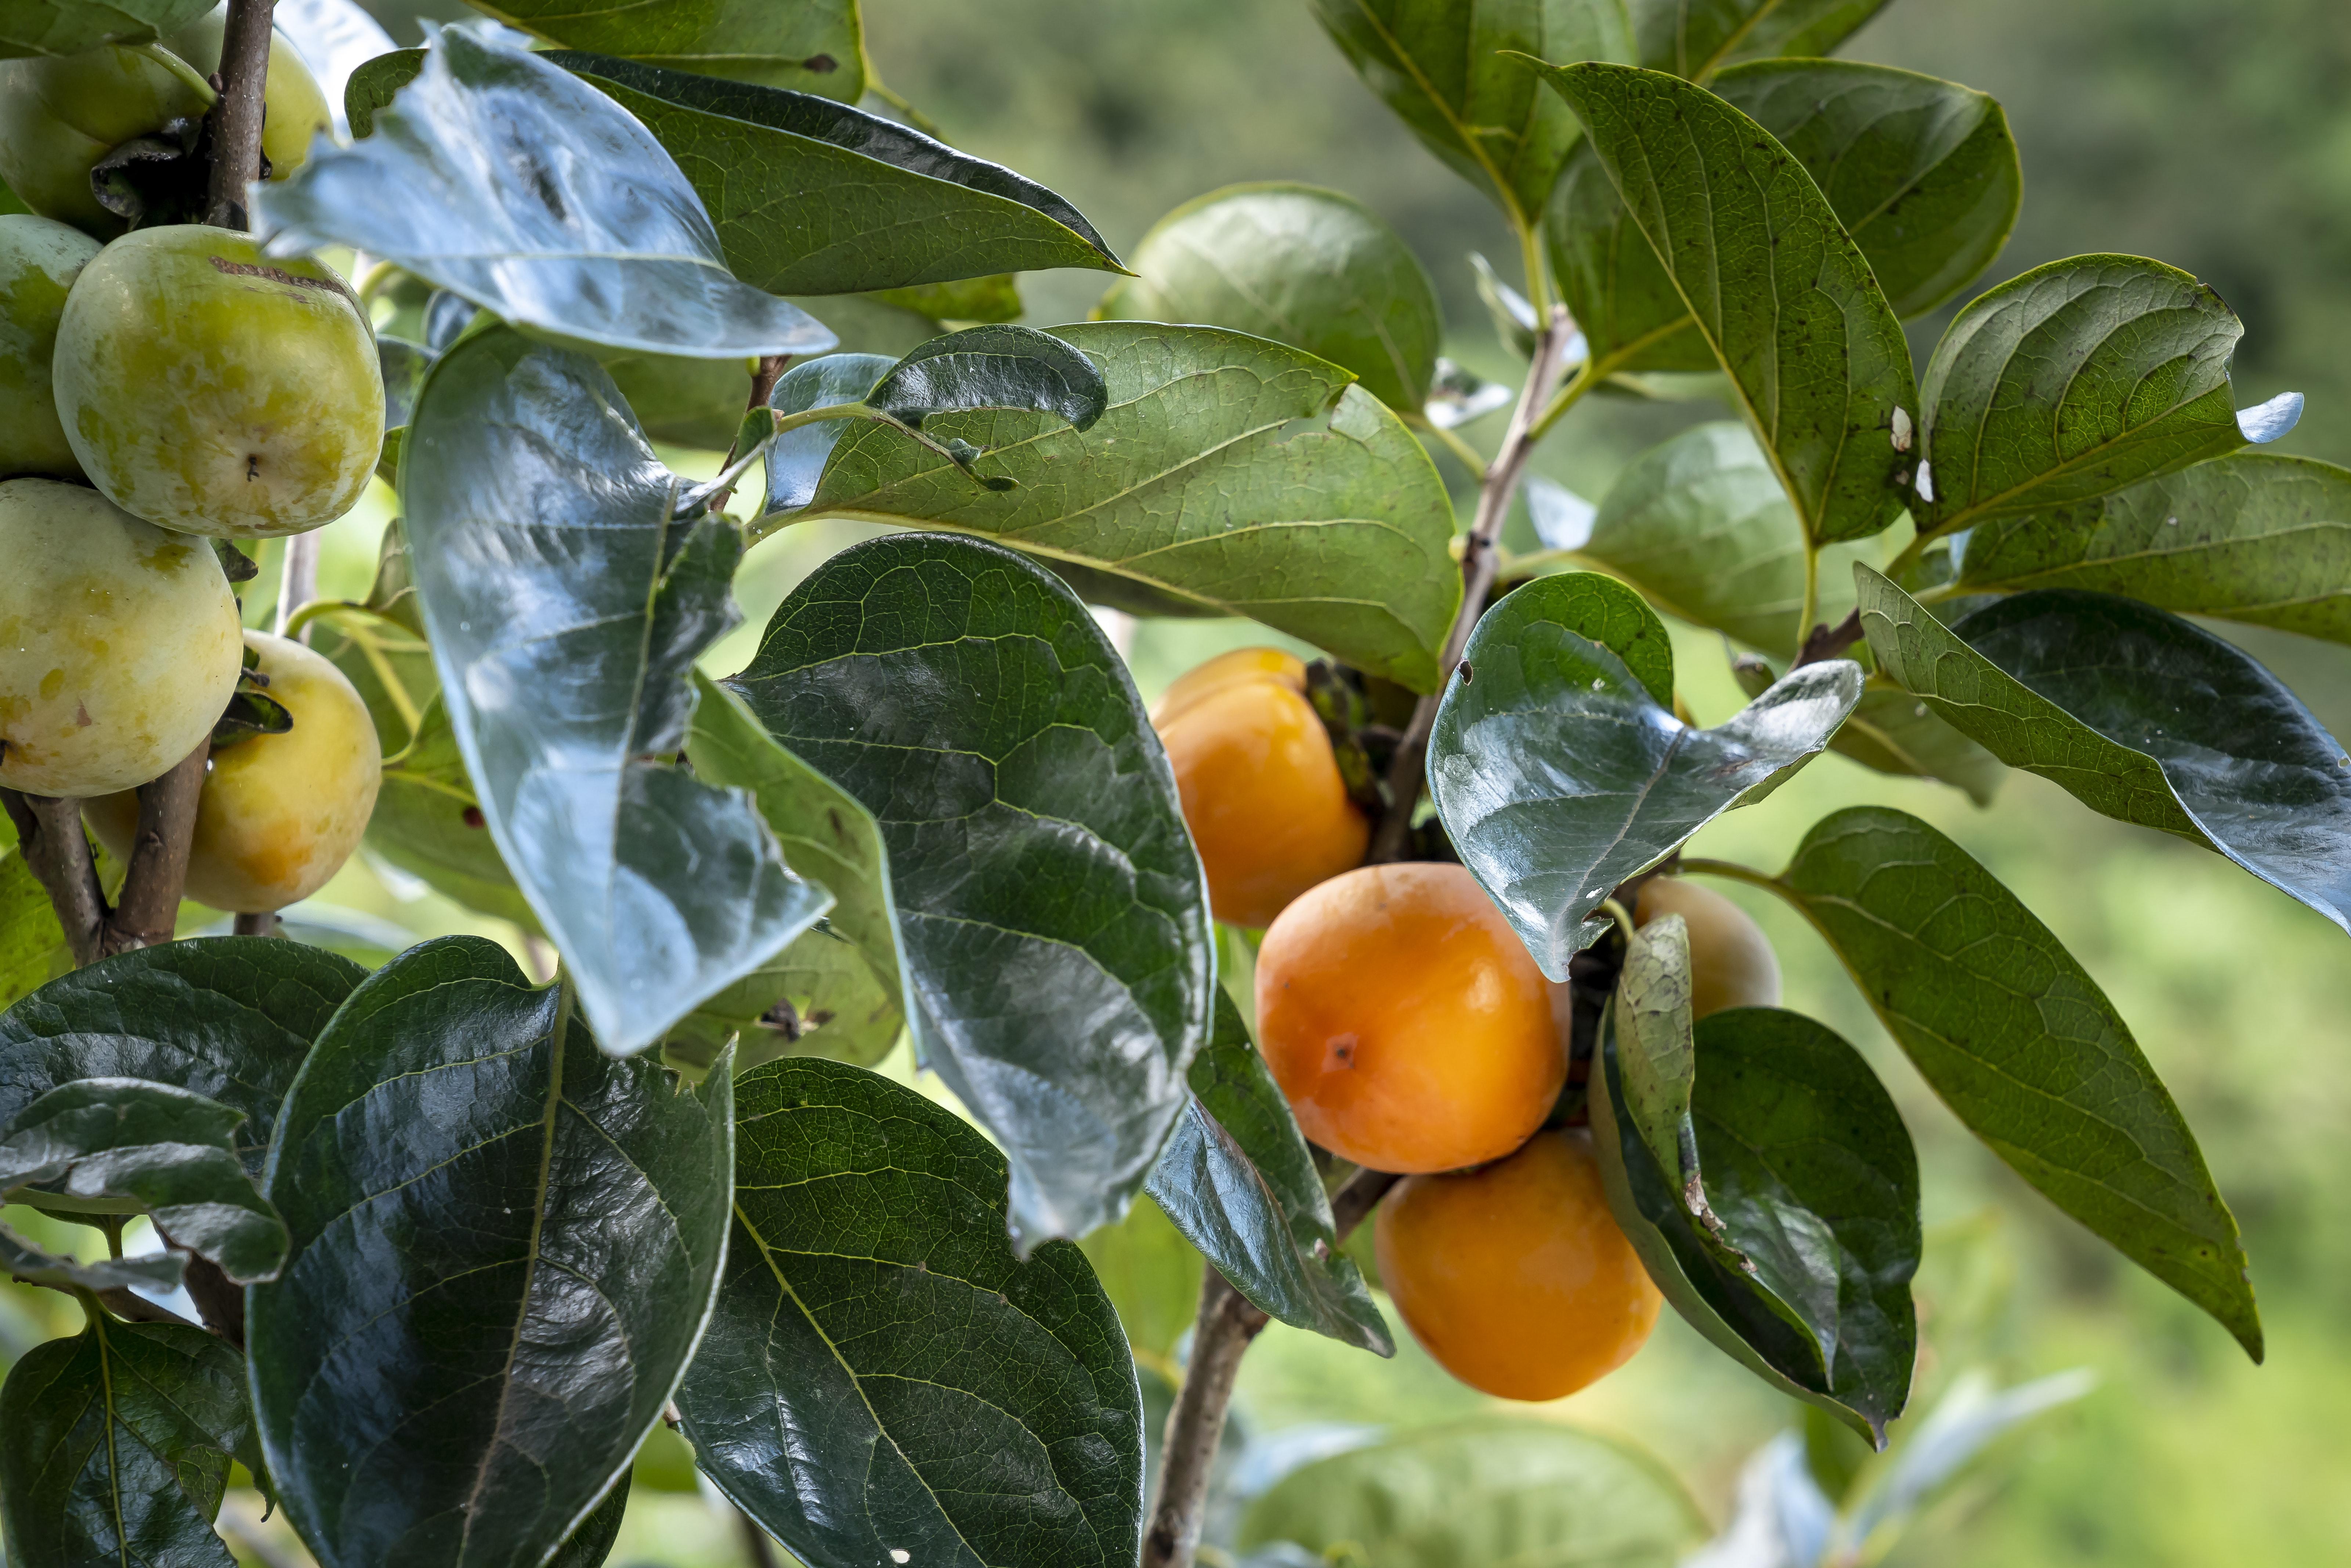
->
<box><xmin>403</xmin><ymin>326</ymin><xmax>831</xmax><ymax>1054</ymax></box>
<box><xmin>549</xmin><ymin>51</ymin><xmax>1121</xmax><ymax>293</ymax></box>
<box><xmin>1769</xmin><ymin>805</ymin><xmax>2259</xmax><ymax>1356</ymax></box>
<box><xmin>0</xmin><ymin>0</ymin><xmax>211</xmax><ymax>55</ymax></box>
<box><xmin>1858</xmin><ymin>569</ymin><xmax>2351</xmax><ymax>935</ymax></box>
<box><xmin>1916</xmin><ymin>256</ymin><xmax>2264</xmax><ymax>535</ymax></box>
<box><xmin>1097</xmin><ymin>182</ymin><xmax>1443</xmax><ymax>412</ymax></box>
<box><xmin>1533</xmin><ymin>62</ymin><xmax>1917</xmax><ymax>545</ymax></box>
<box><xmin>868</xmin><ymin>324</ymin><xmax>1110</xmax><ymax>432</ymax></box>
<box><xmin>1591</xmin><ymin>1002</ymin><xmax>1920</xmax><ymax>1441</ymax></box>
<box><xmin>1956</xmin><ymin>454</ymin><xmax>2351</xmax><ymax>644</ymax></box>
<box><xmin>728</xmin><ymin>533</ymin><xmax>1211</xmax><ymax>1244</ymax></box>
<box><xmin>547</xmin><ymin>1481</ymin><xmax>630</xmax><ymax>1568</ymax></box>
<box><xmin>0</xmin><ymin>1079</ymin><xmax>287</xmax><ymax>1282</ymax></box>
<box><xmin>1581</xmin><ymin>420</ymin><xmax>1882</xmax><ymax>661</ymax></box>
<box><xmin>0</xmin><ymin>1318</ymin><xmax>252</xmax><ymax>1568</ymax></box>
<box><xmin>0</xmin><ymin>936</ymin><xmax>366</xmax><ymax>1178</ymax></box>
<box><xmin>1308</xmin><ymin>0</ymin><xmax>1636</xmax><ymax>226</ymax></box>
<box><xmin>475</xmin><ymin>0</ymin><xmax>863</xmax><ymax>96</ymax></box>
<box><xmin>248</xmin><ymin>937</ymin><xmax>735</xmax><ymax>1568</ymax></box>
<box><xmin>761</xmin><ymin>322</ymin><xmax>1462</xmax><ymax>692</ymax></box>
<box><xmin>1429</xmin><ymin>572</ymin><xmax>1859</xmax><ymax>979</ymax></box>
<box><xmin>1145</xmin><ymin>992</ymin><xmax>1391</xmax><ymax>1353</ymax></box>
<box><xmin>257</xmin><ymin>29</ymin><xmax>833</xmax><ymax>358</ymax></box>
<box><xmin>1548</xmin><ymin>61</ymin><xmax>2017</xmax><ymax>378</ymax></box>
<box><xmin>1238</xmin><ymin>1419</ymin><xmax>1704</xmax><ymax>1568</ymax></box>
<box><xmin>675</xmin><ymin>1056</ymin><xmax>1144</xmax><ymax>1568</ymax></box>
<box><xmin>1634</xmin><ymin>0</ymin><xmax>1892</xmax><ymax>80</ymax></box>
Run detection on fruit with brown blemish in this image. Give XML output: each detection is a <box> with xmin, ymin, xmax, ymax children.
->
<box><xmin>0</xmin><ymin>213</ymin><xmax>102</xmax><ymax>479</ymax></box>
<box><xmin>54</xmin><ymin>225</ymin><xmax>384</xmax><ymax>537</ymax></box>
<box><xmin>0</xmin><ymin>477</ymin><xmax>242</xmax><ymax>796</ymax></box>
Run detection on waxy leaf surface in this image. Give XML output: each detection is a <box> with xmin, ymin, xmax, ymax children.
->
<box><xmin>867</xmin><ymin>324</ymin><xmax>1109</xmax><ymax>432</ymax></box>
<box><xmin>0</xmin><ymin>0</ymin><xmax>210</xmax><ymax>55</ymax></box>
<box><xmin>1634</xmin><ymin>0</ymin><xmax>1892</xmax><ymax>79</ymax></box>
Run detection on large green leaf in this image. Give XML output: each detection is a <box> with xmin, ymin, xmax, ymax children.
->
<box><xmin>1956</xmin><ymin>454</ymin><xmax>2351</xmax><ymax>644</ymax></box>
<box><xmin>0</xmin><ymin>1318</ymin><xmax>254</xmax><ymax>1568</ymax></box>
<box><xmin>0</xmin><ymin>0</ymin><xmax>213</xmax><ymax>56</ymax></box>
<box><xmin>1633</xmin><ymin>0</ymin><xmax>1892</xmax><ymax>80</ymax></box>
<box><xmin>1534</xmin><ymin>62</ymin><xmax>1916</xmax><ymax>544</ymax></box>
<box><xmin>1308</xmin><ymin>0</ymin><xmax>1636</xmax><ymax>226</ymax></box>
<box><xmin>1097</xmin><ymin>182</ymin><xmax>1444</xmax><ymax>412</ymax></box>
<box><xmin>248</xmin><ymin>937</ymin><xmax>734</xmax><ymax>1568</ymax></box>
<box><xmin>1429</xmin><ymin>572</ymin><xmax>1859</xmax><ymax>979</ymax></box>
<box><xmin>256</xmin><ymin>29</ymin><xmax>833</xmax><ymax>358</ymax></box>
<box><xmin>1548</xmin><ymin>60</ymin><xmax>2018</xmax><ymax>376</ymax></box>
<box><xmin>675</xmin><ymin>1057</ymin><xmax>1143</xmax><ymax>1568</ymax></box>
<box><xmin>549</xmin><ymin>51</ymin><xmax>1121</xmax><ymax>294</ymax></box>
<box><xmin>761</xmin><ymin>322</ymin><xmax>1462</xmax><ymax>692</ymax></box>
<box><xmin>0</xmin><ymin>1079</ymin><xmax>287</xmax><ymax>1282</ymax></box>
<box><xmin>1592</xmin><ymin>1000</ymin><xmax>1920</xmax><ymax>1441</ymax></box>
<box><xmin>1857</xmin><ymin>569</ymin><xmax>2351</xmax><ymax>935</ymax></box>
<box><xmin>1145</xmin><ymin>992</ymin><xmax>1392</xmax><ymax>1353</ymax></box>
<box><xmin>1915</xmin><ymin>255</ymin><xmax>2270</xmax><ymax>536</ymax></box>
<box><xmin>471</xmin><ymin>0</ymin><xmax>864</xmax><ymax>96</ymax></box>
<box><xmin>727</xmin><ymin>533</ymin><xmax>1212</xmax><ymax>1245</ymax></box>
<box><xmin>403</xmin><ymin>327</ymin><xmax>831</xmax><ymax>1055</ymax></box>
<box><xmin>549</xmin><ymin>1482</ymin><xmax>630</xmax><ymax>1568</ymax></box>
<box><xmin>1238</xmin><ymin>1420</ymin><xmax>1705</xmax><ymax>1568</ymax></box>
<box><xmin>1764</xmin><ymin>806</ymin><xmax>2259</xmax><ymax>1357</ymax></box>
<box><xmin>0</xmin><ymin>834</ymin><xmax>68</xmax><ymax>1010</ymax></box>
<box><xmin>0</xmin><ymin>937</ymin><xmax>366</xmax><ymax>1177</ymax></box>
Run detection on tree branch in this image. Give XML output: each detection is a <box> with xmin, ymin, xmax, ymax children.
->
<box><xmin>1795</xmin><ymin>608</ymin><xmax>1863</xmax><ymax>667</ymax></box>
<box><xmin>1141</xmin><ymin>1269</ymin><xmax>1268</xmax><ymax>1568</ymax></box>
<box><xmin>101</xmin><ymin>741</ymin><xmax>209</xmax><ymax>956</ymax></box>
<box><xmin>1</xmin><ymin>789</ymin><xmax>107</xmax><ymax>966</ymax></box>
<box><xmin>203</xmin><ymin>0</ymin><xmax>278</xmax><ymax>229</ymax></box>
<box><xmin>1368</xmin><ymin>308</ymin><xmax>1578</xmax><ymax>863</ymax></box>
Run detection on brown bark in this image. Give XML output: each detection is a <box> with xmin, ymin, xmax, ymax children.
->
<box><xmin>203</xmin><ymin>0</ymin><xmax>279</xmax><ymax>230</ymax></box>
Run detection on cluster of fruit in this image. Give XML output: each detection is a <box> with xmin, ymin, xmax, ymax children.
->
<box><xmin>1</xmin><ymin>12</ymin><xmax>384</xmax><ymax>916</ymax></box>
<box><xmin>1154</xmin><ymin>648</ymin><xmax>1784</xmax><ymax>1400</ymax></box>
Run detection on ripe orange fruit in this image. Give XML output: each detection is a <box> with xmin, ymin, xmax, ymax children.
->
<box><xmin>1377</xmin><ymin>1129</ymin><xmax>1663</xmax><ymax>1400</ymax></box>
<box><xmin>1153</xmin><ymin>647</ymin><xmax>1368</xmax><ymax>927</ymax></box>
<box><xmin>1633</xmin><ymin>877</ymin><xmax>1781</xmax><ymax>1019</ymax></box>
<box><xmin>1255</xmin><ymin>861</ymin><xmax>1565</xmax><ymax>1173</ymax></box>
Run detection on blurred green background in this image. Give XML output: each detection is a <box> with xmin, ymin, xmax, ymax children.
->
<box><xmin>9</xmin><ymin>1</ymin><xmax>2351</xmax><ymax>1562</ymax></box>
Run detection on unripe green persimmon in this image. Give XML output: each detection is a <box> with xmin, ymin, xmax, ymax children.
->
<box><xmin>0</xmin><ymin>213</ymin><xmax>101</xmax><ymax>479</ymax></box>
<box><xmin>0</xmin><ymin>19</ymin><xmax>329</xmax><ymax>239</ymax></box>
<box><xmin>89</xmin><ymin>631</ymin><xmax>381</xmax><ymax>912</ymax></box>
<box><xmin>55</xmin><ymin>225</ymin><xmax>384</xmax><ymax>537</ymax></box>
<box><xmin>0</xmin><ymin>478</ymin><xmax>242</xmax><ymax>796</ymax></box>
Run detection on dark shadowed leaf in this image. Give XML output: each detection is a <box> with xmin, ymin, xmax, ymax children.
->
<box><xmin>1147</xmin><ymin>992</ymin><xmax>1391</xmax><ymax>1353</ymax></box>
<box><xmin>761</xmin><ymin>322</ymin><xmax>1462</xmax><ymax>692</ymax></box>
<box><xmin>1634</xmin><ymin>0</ymin><xmax>1892</xmax><ymax>80</ymax></box>
<box><xmin>1592</xmin><ymin>997</ymin><xmax>1920</xmax><ymax>1442</ymax></box>
<box><xmin>728</xmin><ymin>533</ymin><xmax>1212</xmax><ymax>1245</ymax></box>
<box><xmin>0</xmin><ymin>1318</ymin><xmax>253</xmax><ymax>1567</ymax></box>
<box><xmin>377</xmin><ymin>334</ymin><xmax>431</xmax><ymax>430</ymax></box>
<box><xmin>1239</xmin><ymin>1420</ymin><xmax>1704</xmax><ymax>1568</ymax></box>
<box><xmin>1956</xmin><ymin>454</ymin><xmax>2351</xmax><ymax>645</ymax></box>
<box><xmin>1916</xmin><ymin>255</ymin><xmax>2267</xmax><ymax>535</ymax></box>
<box><xmin>0</xmin><ymin>1079</ymin><xmax>286</xmax><ymax>1282</ymax></box>
<box><xmin>475</xmin><ymin>0</ymin><xmax>864</xmax><ymax>96</ymax></box>
<box><xmin>676</xmin><ymin>1056</ymin><xmax>1144</xmax><ymax>1568</ymax></box>
<box><xmin>1765</xmin><ymin>806</ymin><xmax>2260</xmax><ymax>1357</ymax></box>
<box><xmin>1308</xmin><ymin>0</ymin><xmax>1635</xmax><ymax>226</ymax></box>
<box><xmin>0</xmin><ymin>937</ymin><xmax>366</xmax><ymax>1176</ymax></box>
<box><xmin>1858</xmin><ymin>569</ymin><xmax>2351</xmax><ymax>935</ymax></box>
<box><xmin>0</xmin><ymin>0</ymin><xmax>211</xmax><ymax>55</ymax></box>
<box><xmin>868</xmin><ymin>323</ymin><xmax>1110</xmax><ymax>432</ymax></box>
<box><xmin>1429</xmin><ymin>572</ymin><xmax>1859</xmax><ymax>979</ymax></box>
<box><xmin>1534</xmin><ymin>62</ymin><xmax>1916</xmax><ymax>544</ymax></box>
<box><xmin>549</xmin><ymin>51</ymin><xmax>1121</xmax><ymax>293</ymax></box>
<box><xmin>248</xmin><ymin>937</ymin><xmax>734</xmax><ymax>1568</ymax></box>
<box><xmin>1097</xmin><ymin>182</ymin><xmax>1443</xmax><ymax>412</ymax></box>
<box><xmin>258</xmin><ymin>29</ymin><xmax>833</xmax><ymax>358</ymax></box>
<box><xmin>402</xmin><ymin>326</ymin><xmax>831</xmax><ymax>1054</ymax></box>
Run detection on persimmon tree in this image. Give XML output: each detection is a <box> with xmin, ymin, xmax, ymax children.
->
<box><xmin>0</xmin><ymin>1</ymin><xmax>2342</xmax><ymax>1566</ymax></box>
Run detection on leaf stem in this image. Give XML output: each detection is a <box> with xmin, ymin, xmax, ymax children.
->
<box><xmin>203</xmin><ymin>0</ymin><xmax>278</xmax><ymax>229</ymax></box>
<box><xmin>1524</xmin><ymin>356</ymin><xmax>1599</xmax><ymax>443</ymax></box>
<box><xmin>1676</xmin><ymin>857</ymin><xmax>1788</xmax><ymax>897</ymax></box>
<box><xmin>1414</xmin><ymin>416</ymin><xmax>1489</xmax><ymax>482</ymax></box>
<box><xmin>1795</xmin><ymin>543</ymin><xmax>1822</xmax><ymax>656</ymax></box>
<box><xmin>1514</xmin><ymin>210</ymin><xmax>1553</xmax><ymax>321</ymax></box>
<box><xmin>863</xmin><ymin>76</ymin><xmax>947</xmax><ymax>141</ymax></box>
<box><xmin>1366</xmin><ymin>305</ymin><xmax>1580</xmax><ymax>864</ymax></box>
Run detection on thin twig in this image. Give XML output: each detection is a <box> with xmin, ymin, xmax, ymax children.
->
<box><xmin>1140</xmin><ymin>1270</ymin><xmax>1269</xmax><ymax>1568</ymax></box>
<box><xmin>1</xmin><ymin>790</ymin><xmax>106</xmax><ymax>965</ymax></box>
<box><xmin>733</xmin><ymin>1507</ymin><xmax>783</xmax><ymax>1568</ymax></box>
<box><xmin>102</xmin><ymin>742</ymin><xmax>209</xmax><ymax>956</ymax></box>
<box><xmin>1367</xmin><ymin>307</ymin><xmax>1578</xmax><ymax>863</ymax></box>
<box><xmin>203</xmin><ymin>0</ymin><xmax>278</xmax><ymax>229</ymax></box>
<box><xmin>1795</xmin><ymin>608</ymin><xmax>1864</xmax><ymax>667</ymax></box>
<box><xmin>233</xmin><ymin>912</ymin><xmax>281</xmax><ymax>937</ymax></box>
<box><xmin>1329</xmin><ymin>1165</ymin><xmax>1399</xmax><ymax>1244</ymax></box>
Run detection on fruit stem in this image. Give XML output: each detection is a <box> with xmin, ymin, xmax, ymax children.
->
<box><xmin>0</xmin><ymin>790</ymin><xmax>108</xmax><ymax>966</ymax></box>
<box><xmin>204</xmin><ymin>0</ymin><xmax>279</xmax><ymax>230</ymax></box>
<box><xmin>1367</xmin><ymin>305</ymin><xmax>1580</xmax><ymax>863</ymax></box>
<box><xmin>102</xmin><ymin>741</ymin><xmax>211</xmax><ymax>957</ymax></box>
<box><xmin>129</xmin><ymin>43</ymin><xmax>220</xmax><ymax>107</ymax></box>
